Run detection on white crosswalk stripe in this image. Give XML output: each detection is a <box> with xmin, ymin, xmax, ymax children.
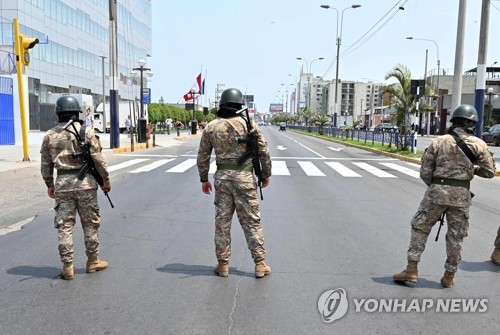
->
<box><xmin>272</xmin><ymin>161</ymin><xmax>291</xmax><ymax>175</ymax></box>
<box><xmin>129</xmin><ymin>159</ymin><xmax>174</xmax><ymax>173</ymax></box>
<box><xmin>109</xmin><ymin>157</ymin><xmax>422</xmax><ymax>179</ymax></box>
<box><xmin>325</xmin><ymin>162</ymin><xmax>361</xmax><ymax>177</ymax></box>
<box><xmin>379</xmin><ymin>162</ymin><xmax>420</xmax><ymax>178</ymax></box>
<box><xmin>167</xmin><ymin>158</ymin><xmax>197</xmax><ymax>173</ymax></box>
<box><xmin>298</xmin><ymin>161</ymin><xmax>325</xmax><ymax>176</ymax></box>
<box><xmin>108</xmin><ymin>158</ymin><xmax>150</xmax><ymax>172</ymax></box>
<box><xmin>352</xmin><ymin>162</ymin><xmax>397</xmax><ymax>178</ymax></box>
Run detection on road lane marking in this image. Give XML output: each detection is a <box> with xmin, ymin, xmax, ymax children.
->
<box><xmin>298</xmin><ymin>161</ymin><xmax>325</xmax><ymax>176</ymax></box>
<box><xmin>272</xmin><ymin>161</ymin><xmax>291</xmax><ymax>175</ymax></box>
<box><xmin>352</xmin><ymin>162</ymin><xmax>397</xmax><ymax>178</ymax></box>
<box><xmin>129</xmin><ymin>159</ymin><xmax>174</xmax><ymax>173</ymax></box>
<box><xmin>380</xmin><ymin>163</ymin><xmax>420</xmax><ymax>178</ymax></box>
<box><xmin>167</xmin><ymin>158</ymin><xmax>197</xmax><ymax>173</ymax></box>
<box><xmin>108</xmin><ymin>158</ymin><xmax>150</xmax><ymax>172</ymax></box>
<box><xmin>325</xmin><ymin>162</ymin><xmax>361</xmax><ymax>177</ymax></box>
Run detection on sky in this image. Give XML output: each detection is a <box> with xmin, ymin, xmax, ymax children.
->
<box><xmin>148</xmin><ymin>0</ymin><xmax>500</xmax><ymax>112</ymax></box>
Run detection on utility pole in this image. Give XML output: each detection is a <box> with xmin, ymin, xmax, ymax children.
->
<box><xmin>450</xmin><ymin>0</ymin><xmax>467</xmax><ymax>113</ymax></box>
<box><xmin>474</xmin><ymin>0</ymin><xmax>490</xmax><ymax>137</ymax></box>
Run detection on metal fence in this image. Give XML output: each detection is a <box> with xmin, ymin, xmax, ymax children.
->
<box><xmin>289</xmin><ymin>125</ymin><xmax>418</xmax><ymax>152</ymax></box>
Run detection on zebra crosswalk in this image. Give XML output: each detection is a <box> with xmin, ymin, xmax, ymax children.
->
<box><xmin>108</xmin><ymin>157</ymin><xmax>421</xmax><ymax>179</ymax></box>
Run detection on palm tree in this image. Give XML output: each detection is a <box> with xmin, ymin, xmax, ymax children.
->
<box><xmin>384</xmin><ymin>64</ymin><xmax>417</xmax><ymax>151</ymax></box>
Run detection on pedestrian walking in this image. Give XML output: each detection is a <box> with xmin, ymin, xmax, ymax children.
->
<box><xmin>196</xmin><ymin>88</ymin><xmax>272</xmax><ymax>278</ymax></box>
<box><xmin>125</xmin><ymin>115</ymin><xmax>132</xmax><ymax>135</ymax></box>
<box><xmin>84</xmin><ymin>107</ymin><xmax>94</xmax><ymax>128</ymax></box>
<box><xmin>393</xmin><ymin>105</ymin><xmax>496</xmax><ymax>288</ymax></box>
<box><xmin>40</xmin><ymin>96</ymin><xmax>111</xmax><ymax>280</ymax></box>
<box><xmin>175</xmin><ymin>119</ymin><xmax>182</xmax><ymax>137</ymax></box>
<box><xmin>165</xmin><ymin>117</ymin><xmax>172</xmax><ymax>135</ymax></box>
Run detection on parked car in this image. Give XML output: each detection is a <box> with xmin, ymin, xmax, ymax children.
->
<box><xmin>374</xmin><ymin>123</ymin><xmax>398</xmax><ymax>132</ymax></box>
<box><xmin>481</xmin><ymin>124</ymin><xmax>500</xmax><ymax>145</ymax></box>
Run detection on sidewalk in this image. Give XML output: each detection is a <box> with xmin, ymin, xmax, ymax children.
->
<box><xmin>0</xmin><ymin>129</ymin><xmax>198</xmax><ymax>173</ymax></box>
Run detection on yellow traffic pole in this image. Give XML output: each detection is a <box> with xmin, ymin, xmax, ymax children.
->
<box><xmin>13</xmin><ymin>18</ymin><xmax>30</xmax><ymax>161</ymax></box>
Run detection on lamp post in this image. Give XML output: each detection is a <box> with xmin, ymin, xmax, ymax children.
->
<box><xmin>191</xmin><ymin>87</ymin><xmax>197</xmax><ymax>134</ymax></box>
<box><xmin>484</xmin><ymin>87</ymin><xmax>499</xmax><ymax>129</ymax></box>
<box><xmin>132</xmin><ymin>58</ymin><xmax>153</xmax><ymax>143</ymax></box>
<box><xmin>406</xmin><ymin>37</ymin><xmax>440</xmax><ymax>135</ymax></box>
<box><xmin>321</xmin><ymin>4</ymin><xmax>361</xmax><ymax>127</ymax></box>
<box><xmin>288</xmin><ymin>74</ymin><xmax>298</xmax><ymax>115</ymax></box>
<box><xmin>296</xmin><ymin>57</ymin><xmax>324</xmax><ymax>112</ymax></box>
<box><xmin>99</xmin><ymin>55</ymin><xmax>107</xmax><ymax>135</ymax></box>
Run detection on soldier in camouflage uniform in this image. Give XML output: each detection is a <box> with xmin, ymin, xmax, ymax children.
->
<box><xmin>40</xmin><ymin>96</ymin><xmax>111</xmax><ymax>280</ymax></box>
<box><xmin>394</xmin><ymin>105</ymin><xmax>495</xmax><ymax>288</ymax></box>
<box><xmin>197</xmin><ymin>88</ymin><xmax>272</xmax><ymax>278</ymax></box>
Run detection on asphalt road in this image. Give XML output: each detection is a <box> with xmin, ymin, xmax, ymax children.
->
<box><xmin>0</xmin><ymin>127</ymin><xmax>499</xmax><ymax>334</ymax></box>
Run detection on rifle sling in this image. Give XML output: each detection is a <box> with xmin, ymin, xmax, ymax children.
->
<box><xmin>449</xmin><ymin>130</ymin><xmax>477</xmax><ymax>164</ymax></box>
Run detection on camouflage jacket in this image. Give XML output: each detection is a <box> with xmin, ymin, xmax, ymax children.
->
<box><xmin>40</xmin><ymin>121</ymin><xmax>109</xmax><ymax>192</ymax></box>
<box><xmin>197</xmin><ymin>116</ymin><xmax>272</xmax><ymax>183</ymax></box>
<box><xmin>420</xmin><ymin>127</ymin><xmax>496</xmax><ymax>206</ymax></box>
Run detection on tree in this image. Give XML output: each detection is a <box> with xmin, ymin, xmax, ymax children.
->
<box><xmin>384</xmin><ymin>64</ymin><xmax>418</xmax><ymax>151</ymax></box>
<box><xmin>310</xmin><ymin>113</ymin><xmax>330</xmax><ymax>135</ymax></box>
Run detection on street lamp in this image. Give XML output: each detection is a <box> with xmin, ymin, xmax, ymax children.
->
<box><xmin>484</xmin><ymin>87</ymin><xmax>498</xmax><ymax>129</ymax></box>
<box><xmin>406</xmin><ymin>37</ymin><xmax>440</xmax><ymax>135</ymax></box>
<box><xmin>296</xmin><ymin>57</ymin><xmax>324</xmax><ymax>111</ymax></box>
<box><xmin>321</xmin><ymin>4</ymin><xmax>361</xmax><ymax>127</ymax></box>
<box><xmin>99</xmin><ymin>55</ymin><xmax>107</xmax><ymax>136</ymax></box>
<box><xmin>132</xmin><ymin>58</ymin><xmax>153</xmax><ymax>143</ymax></box>
<box><xmin>191</xmin><ymin>87</ymin><xmax>198</xmax><ymax>134</ymax></box>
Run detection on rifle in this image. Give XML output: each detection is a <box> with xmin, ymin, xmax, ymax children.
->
<box><xmin>236</xmin><ymin>107</ymin><xmax>264</xmax><ymax>200</ymax></box>
<box><xmin>435</xmin><ymin>192</ymin><xmax>474</xmax><ymax>242</ymax></box>
<box><xmin>434</xmin><ymin>211</ymin><xmax>446</xmax><ymax>242</ymax></box>
<box><xmin>63</xmin><ymin>120</ymin><xmax>114</xmax><ymax>208</ymax></box>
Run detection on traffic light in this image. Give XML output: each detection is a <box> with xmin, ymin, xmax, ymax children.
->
<box><xmin>18</xmin><ymin>34</ymin><xmax>39</xmax><ymax>66</ymax></box>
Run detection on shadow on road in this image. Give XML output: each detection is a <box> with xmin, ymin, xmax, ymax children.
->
<box><xmin>371</xmin><ymin>276</ymin><xmax>444</xmax><ymax>290</ymax></box>
<box><xmin>6</xmin><ymin>265</ymin><xmax>66</xmax><ymax>280</ymax></box>
<box><xmin>157</xmin><ymin>263</ymin><xmax>254</xmax><ymax>278</ymax></box>
<box><xmin>459</xmin><ymin>260</ymin><xmax>500</xmax><ymax>273</ymax></box>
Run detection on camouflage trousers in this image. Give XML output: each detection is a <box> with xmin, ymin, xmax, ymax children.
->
<box><xmin>213</xmin><ymin>179</ymin><xmax>266</xmax><ymax>264</ymax></box>
<box><xmin>54</xmin><ymin>189</ymin><xmax>101</xmax><ymax>263</ymax></box>
<box><xmin>407</xmin><ymin>199</ymin><xmax>469</xmax><ymax>273</ymax></box>
<box><xmin>495</xmin><ymin>225</ymin><xmax>500</xmax><ymax>248</ymax></box>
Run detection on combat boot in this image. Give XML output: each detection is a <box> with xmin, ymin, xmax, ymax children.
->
<box><xmin>86</xmin><ymin>258</ymin><xmax>108</xmax><ymax>273</ymax></box>
<box><xmin>393</xmin><ymin>260</ymin><xmax>418</xmax><ymax>283</ymax></box>
<box><xmin>215</xmin><ymin>261</ymin><xmax>229</xmax><ymax>277</ymax></box>
<box><xmin>61</xmin><ymin>262</ymin><xmax>74</xmax><ymax>280</ymax></box>
<box><xmin>255</xmin><ymin>261</ymin><xmax>271</xmax><ymax>278</ymax></box>
<box><xmin>491</xmin><ymin>247</ymin><xmax>500</xmax><ymax>265</ymax></box>
<box><xmin>441</xmin><ymin>270</ymin><xmax>455</xmax><ymax>288</ymax></box>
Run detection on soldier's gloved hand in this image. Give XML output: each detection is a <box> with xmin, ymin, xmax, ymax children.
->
<box><xmin>261</xmin><ymin>177</ymin><xmax>270</xmax><ymax>188</ymax></box>
<box><xmin>202</xmin><ymin>181</ymin><xmax>212</xmax><ymax>195</ymax></box>
<box><xmin>101</xmin><ymin>181</ymin><xmax>111</xmax><ymax>193</ymax></box>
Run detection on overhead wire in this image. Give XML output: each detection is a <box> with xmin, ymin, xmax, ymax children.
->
<box><xmin>320</xmin><ymin>0</ymin><xmax>409</xmax><ymax>79</ymax></box>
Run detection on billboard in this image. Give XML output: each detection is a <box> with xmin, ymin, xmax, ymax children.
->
<box><xmin>269</xmin><ymin>103</ymin><xmax>283</xmax><ymax>112</ymax></box>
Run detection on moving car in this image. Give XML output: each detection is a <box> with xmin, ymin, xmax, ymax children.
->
<box><xmin>481</xmin><ymin>124</ymin><xmax>500</xmax><ymax>146</ymax></box>
<box><xmin>279</xmin><ymin>122</ymin><xmax>286</xmax><ymax>131</ymax></box>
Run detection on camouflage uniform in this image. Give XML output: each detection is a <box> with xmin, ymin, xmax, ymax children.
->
<box><xmin>407</xmin><ymin>127</ymin><xmax>495</xmax><ymax>273</ymax></box>
<box><xmin>40</xmin><ymin>121</ymin><xmax>110</xmax><ymax>264</ymax></box>
<box><xmin>197</xmin><ymin>117</ymin><xmax>272</xmax><ymax>264</ymax></box>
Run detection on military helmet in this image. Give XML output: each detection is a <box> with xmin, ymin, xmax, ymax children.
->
<box><xmin>55</xmin><ymin>95</ymin><xmax>81</xmax><ymax>117</ymax></box>
<box><xmin>219</xmin><ymin>88</ymin><xmax>245</xmax><ymax>107</ymax></box>
<box><xmin>450</xmin><ymin>104</ymin><xmax>478</xmax><ymax>123</ymax></box>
